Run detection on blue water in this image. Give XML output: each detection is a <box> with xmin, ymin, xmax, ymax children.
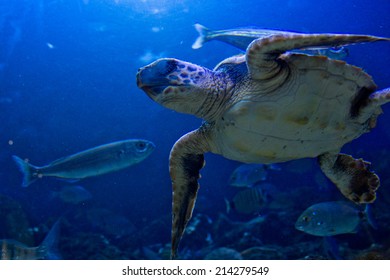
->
<box><xmin>1</xmin><ymin>0</ymin><xmax>390</xmax><ymax>259</ymax></box>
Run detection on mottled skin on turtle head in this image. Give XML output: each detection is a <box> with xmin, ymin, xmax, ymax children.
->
<box><xmin>137</xmin><ymin>58</ymin><xmax>234</xmax><ymax>121</ymax></box>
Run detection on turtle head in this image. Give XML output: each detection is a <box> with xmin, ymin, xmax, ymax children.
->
<box><xmin>137</xmin><ymin>58</ymin><xmax>223</xmax><ymax>118</ymax></box>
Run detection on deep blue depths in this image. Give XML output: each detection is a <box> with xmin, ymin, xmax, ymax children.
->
<box><xmin>1</xmin><ymin>0</ymin><xmax>390</xmax><ymax>259</ymax></box>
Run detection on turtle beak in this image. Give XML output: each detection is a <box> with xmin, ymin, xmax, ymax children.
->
<box><xmin>136</xmin><ymin>58</ymin><xmax>178</xmax><ymax>99</ymax></box>
<box><xmin>136</xmin><ymin>68</ymin><xmax>166</xmax><ymax>99</ymax></box>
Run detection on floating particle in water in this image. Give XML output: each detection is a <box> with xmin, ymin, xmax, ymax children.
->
<box><xmin>151</xmin><ymin>27</ymin><xmax>163</xmax><ymax>33</ymax></box>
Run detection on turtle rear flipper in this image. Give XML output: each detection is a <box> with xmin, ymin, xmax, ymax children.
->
<box><xmin>318</xmin><ymin>153</ymin><xmax>380</xmax><ymax>203</ymax></box>
<box><xmin>246</xmin><ymin>33</ymin><xmax>389</xmax><ymax>80</ymax></box>
<box><xmin>368</xmin><ymin>88</ymin><xmax>390</xmax><ymax>106</ymax></box>
<box><xmin>169</xmin><ymin>129</ymin><xmax>209</xmax><ymax>259</ymax></box>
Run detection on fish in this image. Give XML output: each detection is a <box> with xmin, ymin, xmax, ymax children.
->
<box><xmin>12</xmin><ymin>139</ymin><xmax>155</xmax><ymax>187</ymax></box>
<box><xmin>192</xmin><ymin>23</ymin><xmax>349</xmax><ymax>60</ymax></box>
<box><xmin>229</xmin><ymin>163</ymin><xmax>280</xmax><ymax>188</ymax></box>
<box><xmin>54</xmin><ymin>185</ymin><xmax>92</xmax><ymax>204</ymax></box>
<box><xmin>225</xmin><ymin>187</ymin><xmax>267</xmax><ymax>214</ymax></box>
<box><xmin>192</xmin><ymin>23</ymin><xmax>297</xmax><ymax>50</ymax></box>
<box><xmin>1</xmin><ymin>220</ymin><xmax>60</xmax><ymax>260</ymax></box>
<box><xmin>291</xmin><ymin>47</ymin><xmax>349</xmax><ymax>60</ymax></box>
<box><xmin>295</xmin><ymin>201</ymin><xmax>375</xmax><ymax>236</ymax></box>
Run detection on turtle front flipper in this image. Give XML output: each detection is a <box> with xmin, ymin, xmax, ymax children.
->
<box><xmin>318</xmin><ymin>153</ymin><xmax>380</xmax><ymax>204</ymax></box>
<box><xmin>169</xmin><ymin>129</ymin><xmax>210</xmax><ymax>259</ymax></box>
<box><xmin>246</xmin><ymin>33</ymin><xmax>389</xmax><ymax>80</ymax></box>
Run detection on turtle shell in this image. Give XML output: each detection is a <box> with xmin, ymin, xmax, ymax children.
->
<box><xmin>211</xmin><ymin>53</ymin><xmax>378</xmax><ymax>164</ymax></box>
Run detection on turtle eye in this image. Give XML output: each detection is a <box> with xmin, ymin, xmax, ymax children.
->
<box><xmin>302</xmin><ymin>216</ymin><xmax>311</xmax><ymax>223</ymax></box>
<box><xmin>165</xmin><ymin>60</ymin><xmax>178</xmax><ymax>73</ymax></box>
<box><xmin>155</xmin><ymin>59</ymin><xmax>177</xmax><ymax>75</ymax></box>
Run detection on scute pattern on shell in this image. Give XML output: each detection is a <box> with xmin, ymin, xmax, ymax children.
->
<box><xmin>211</xmin><ymin>52</ymin><xmax>378</xmax><ymax>164</ymax></box>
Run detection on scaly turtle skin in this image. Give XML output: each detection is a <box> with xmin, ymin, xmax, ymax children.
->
<box><xmin>136</xmin><ymin>33</ymin><xmax>390</xmax><ymax>259</ymax></box>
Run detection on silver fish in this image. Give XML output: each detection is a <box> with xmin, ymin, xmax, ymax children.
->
<box><xmin>292</xmin><ymin>47</ymin><xmax>349</xmax><ymax>60</ymax></box>
<box><xmin>1</xmin><ymin>220</ymin><xmax>60</xmax><ymax>260</ymax></box>
<box><xmin>295</xmin><ymin>201</ymin><xmax>374</xmax><ymax>236</ymax></box>
<box><xmin>13</xmin><ymin>139</ymin><xmax>155</xmax><ymax>187</ymax></box>
<box><xmin>192</xmin><ymin>23</ymin><xmax>297</xmax><ymax>50</ymax></box>
<box><xmin>192</xmin><ymin>24</ymin><xmax>349</xmax><ymax>59</ymax></box>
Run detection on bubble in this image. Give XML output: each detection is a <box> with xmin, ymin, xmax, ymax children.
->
<box><xmin>8</xmin><ymin>140</ymin><xmax>13</xmax><ymax>145</ymax></box>
<box><xmin>151</xmin><ymin>27</ymin><xmax>161</xmax><ymax>33</ymax></box>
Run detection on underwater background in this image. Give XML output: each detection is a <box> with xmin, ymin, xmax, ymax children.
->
<box><xmin>1</xmin><ymin>0</ymin><xmax>390</xmax><ymax>259</ymax></box>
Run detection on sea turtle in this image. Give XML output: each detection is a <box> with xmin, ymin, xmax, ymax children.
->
<box><xmin>136</xmin><ymin>33</ymin><xmax>390</xmax><ymax>259</ymax></box>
